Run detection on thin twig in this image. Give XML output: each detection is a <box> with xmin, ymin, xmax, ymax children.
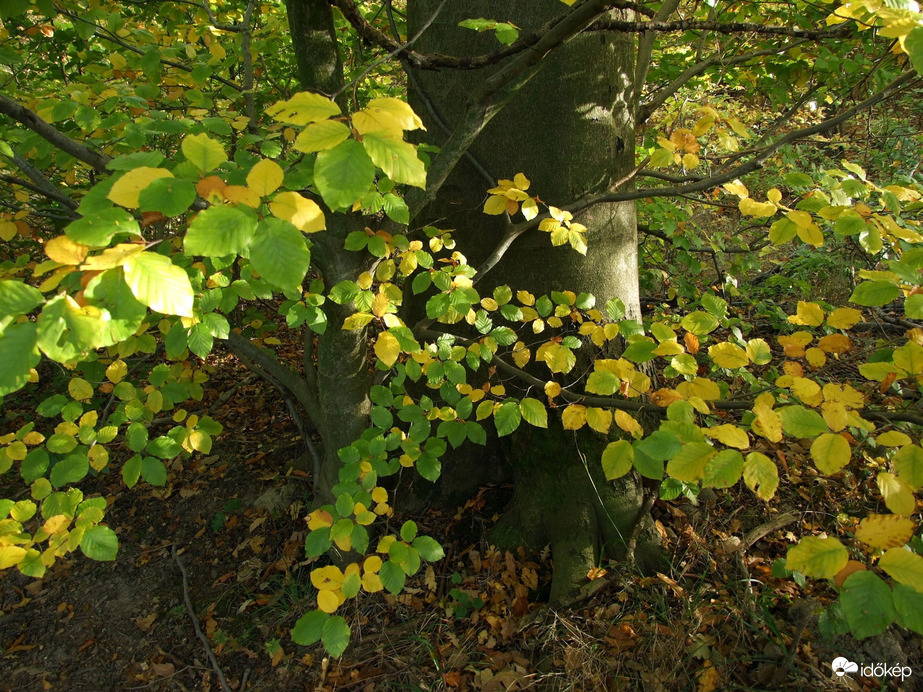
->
<box><xmin>171</xmin><ymin>546</ymin><xmax>231</xmax><ymax>692</ymax></box>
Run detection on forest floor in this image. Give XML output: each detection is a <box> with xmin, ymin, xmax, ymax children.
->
<box><xmin>2</xmin><ymin>317</ymin><xmax>922</xmax><ymax>691</ymax></box>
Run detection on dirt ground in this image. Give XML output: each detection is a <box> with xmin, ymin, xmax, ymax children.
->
<box><xmin>2</xmin><ymin>356</ymin><xmax>923</xmax><ymax>691</ymax></box>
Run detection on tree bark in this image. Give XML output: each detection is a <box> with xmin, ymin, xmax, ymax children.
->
<box><xmin>408</xmin><ymin>0</ymin><xmax>659</xmax><ymax>600</ymax></box>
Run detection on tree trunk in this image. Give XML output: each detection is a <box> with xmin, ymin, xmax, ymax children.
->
<box><xmin>409</xmin><ymin>0</ymin><xmax>660</xmax><ymax>600</ymax></box>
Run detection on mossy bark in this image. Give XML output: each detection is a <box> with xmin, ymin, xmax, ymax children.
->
<box><xmin>408</xmin><ymin>0</ymin><xmax>660</xmax><ymax>600</ymax></box>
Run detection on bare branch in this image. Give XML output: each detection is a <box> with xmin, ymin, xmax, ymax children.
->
<box><xmin>0</xmin><ymin>170</ymin><xmax>78</xmax><ymax>212</ymax></box>
<box><xmin>594</xmin><ymin>18</ymin><xmax>855</xmax><ymax>39</ymax></box>
<box><xmin>0</xmin><ymin>93</ymin><xmax>111</xmax><ymax>172</ymax></box>
<box><xmin>634</xmin><ymin>0</ymin><xmax>681</xmax><ymax>98</ymax></box>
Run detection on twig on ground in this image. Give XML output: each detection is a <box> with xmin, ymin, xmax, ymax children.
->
<box><xmin>171</xmin><ymin>546</ymin><xmax>232</xmax><ymax>692</ymax></box>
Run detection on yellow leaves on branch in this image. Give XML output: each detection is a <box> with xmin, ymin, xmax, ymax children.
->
<box><xmin>855</xmin><ymin>514</ymin><xmax>916</xmax><ymax>550</ymax></box>
<box><xmin>246</xmin><ymin>159</ymin><xmax>284</xmax><ymax>197</ymax></box>
<box><xmin>269</xmin><ymin>191</ymin><xmax>326</xmax><ymax>233</ymax></box>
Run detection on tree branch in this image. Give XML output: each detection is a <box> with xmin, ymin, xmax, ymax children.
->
<box><xmin>0</xmin><ymin>93</ymin><xmax>111</xmax><ymax>172</ymax></box>
<box><xmin>0</xmin><ymin>169</ymin><xmax>78</xmax><ymax>212</ymax></box>
<box><xmin>634</xmin><ymin>0</ymin><xmax>680</xmax><ymax>99</ymax></box>
<box><xmin>640</xmin><ymin>39</ymin><xmax>812</xmax><ymax>122</ymax></box>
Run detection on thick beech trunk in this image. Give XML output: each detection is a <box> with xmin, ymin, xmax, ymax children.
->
<box><xmin>409</xmin><ymin>0</ymin><xmax>660</xmax><ymax>599</ymax></box>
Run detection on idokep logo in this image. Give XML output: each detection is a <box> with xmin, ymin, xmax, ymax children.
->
<box><xmin>831</xmin><ymin>657</ymin><xmax>913</xmax><ymax>682</ymax></box>
<box><xmin>832</xmin><ymin>657</ymin><xmax>858</xmax><ymax>677</ymax></box>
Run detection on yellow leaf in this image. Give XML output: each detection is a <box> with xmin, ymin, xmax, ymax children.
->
<box><xmin>513</xmin><ymin>172</ymin><xmax>530</xmax><ymax>190</ymax></box>
<box><xmin>88</xmin><ymin>445</ymin><xmax>109</xmax><ymax>471</ymax></box>
<box><xmin>821</xmin><ymin>401</ymin><xmax>849</xmax><ymax>432</ymax></box>
<box><xmin>739</xmin><ymin>197</ymin><xmax>777</xmax><ymax>217</ymax></box>
<box><xmin>265</xmin><ymin>91</ymin><xmax>341</xmax><ymax>126</ymax></box>
<box><xmin>0</xmin><ymin>220</ymin><xmax>16</xmax><ymax>241</ymax></box>
<box><xmin>361</xmin><ymin>572</ymin><xmax>383</xmax><ymax>593</ymax></box>
<box><xmin>788</xmin><ymin>301</ymin><xmax>824</xmax><ymax>327</ymax></box>
<box><xmin>796</xmin><ymin>222</ymin><xmax>824</xmax><ymax>247</ymax></box>
<box><xmin>317</xmin><ymin>589</ymin><xmax>341</xmax><ymax>613</ymax></box>
<box><xmin>855</xmin><ymin>514</ymin><xmax>916</xmax><ymax>550</ymax></box>
<box><xmin>676</xmin><ymin>377</ymin><xmax>721</xmax><ymax>401</ymax></box>
<box><xmin>246</xmin><ymin>159</ymin><xmax>285</xmax><ymax>197</ymax></box>
<box><xmin>68</xmin><ymin>377</ymin><xmax>94</xmax><ymax>401</ymax></box>
<box><xmin>746</xmin><ymin>338</ymin><xmax>772</xmax><ymax>365</ymax></box>
<box><xmin>270</xmin><ymin>191</ymin><xmax>326</xmax><ymax>232</ymax></box>
<box><xmin>682</xmin><ymin>153</ymin><xmax>699</xmax><ymax>169</ymax></box>
<box><xmin>352</xmin><ymin>97</ymin><xmax>424</xmax><ymax>135</ymax></box>
<box><xmin>81</xmin><ymin>243</ymin><xmax>145</xmax><ymax>271</ymax></box>
<box><xmin>614</xmin><ymin>410</ymin><xmax>643</xmax><ymax>439</ymax></box>
<box><xmin>374</xmin><ymin>331</ymin><xmax>401</xmax><ymax>367</ymax></box>
<box><xmin>106</xmin><ymin>359</ymin><xmax>128</xmax><ymax>384</ymax></box>
<box><xmin>810</xmin><ymin>433</ymin><xmax>851</xmax><ymax>475</ymax></box>
<box><xmin>708</xmin><ymin>342</ymin><xmax>749</xmax><ymax>369</ymax></box>
<box><xmin>805</xmin><ymin>347</ymin><xmax>827</xmax><ymax>368</ymax></box>
<box><xmin>561</xmin><ymin>404</ymin><xmax>587</xmax><ymax>431</ymax></box>
<box><xmin>743</xmin><ymin>452</ymin><xmax>779</xmax><ymax>500</ymax></box>
<box><xmin>877</xmin><ymin>472</ymin><xmax>916</xmax><ymax>517</ymax></box>
<box><xmin>45</xmin><ymin>235</ymin><xmax>89</xmax><ymax>265</ymax></box>
<box><xmin>790</xmin><ymin>377</ymin><xmax>823</xmax><ymax>407</ymax></box>
<box><xmin>704</xmin><ymin>424</ymin><xmax>749</xmax><ymax>449</ymax></box>
<box><xmin>786</xmin><ymin>210</ymin><xmax>813</xmax><ymax>228</ymax></box>
<box><xmin>108</xmin><ymin>167</ymin><xmax>174</xmax><ymax>208</ymax></box>
<box><xmin>877</xmin><ymin>431</ymin><xmax>912</xmax><ymax>447</ymax></box>
<box><xmin>223</xmin><ymin>185</ymin><xmax>261</xmax><ymax>208</ymax></box>
<box><xmin>512</xmin><ymin>341</ymin><xmax>530</xmax><ymax>368</ymax></box>
<box><xmin>292</xmin><ymin>119</ymin><xmax>352</xmax><ymax>153</ymax></box>
<box><xmin>817</xmin><ymin>334</ymin><xmax>852</xmax><ymax>354</ymax></box>
<box><xmin>544</xmin><ymin>381</ymin><xmax>561</xmax><ymax>399</ymax></box>
<box><xmin>752</xmin><ymin>403</ymin><xmax>783</xmax><ymax>443</ymax></box>
<box><xmin>826</xmin><ymin>307</ymin><xmax>862</xmax><ymax>330</ymax></box>
<box><xmin>0</xmin><ymin>546</ymin><xmax>27</xmax><ymax>569</ymax></box>
<box><xmin>723</xmin><ymin>180</ymin><xmax>748</xmax><ymax>198</ymax></box>
<box><xmin>585</xmin><ymin>407</ymin><xmax>612</xmax><ymax>434</ymax></box>
<box><xmin>483</xmin><ymin>195</ymin><xmax>508</xmax><ymax>215</ymax></box>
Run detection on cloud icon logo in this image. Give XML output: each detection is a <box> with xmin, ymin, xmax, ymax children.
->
<box><xmin>832</xmin><ymin>657</ymin><xmax>859</xmax><ymax>676</ymax></box>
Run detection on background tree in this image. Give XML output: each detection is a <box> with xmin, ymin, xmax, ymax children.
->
<box><xmin>1</xmin><ymin>0</ymin><xmax>922</xmax><ymax>663</ymax></box>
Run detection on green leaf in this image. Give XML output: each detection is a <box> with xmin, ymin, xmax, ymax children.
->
<box><xmin>37</xmin><ymin>295</ymin><xmax>109</xmax><ymax>361</ymax></box>
<box><xmin>21</xmin><ymin>449</ymin><xmax>49</xmax><ymax>484</ymax></box>
<box><xmin>138</xmin><ymin>177</ymin><xmax>197</xmax><ymax>217</ymax></box>
<box><xmin>586</xmin><ymin>369</ymin><xmax>619</xmax><ymax>395</ymax></box>
<box><xmin>777</xmin><ymin>405</ymin><xmax>828</xmax><ymax>438</ymax></box>
<box><xmin>84</xmin><ymin>269</ymin><xmax>147</xmax><ymax>342</ymax></box>
<box><xmin>321</xmin><ymin>615</ymin><xmax>351</xmax><ymax>657</ymax></box>
<box><xmin>894</xmin><ymin>444</ymin><xmax>923</xmax><ymax>491</ymax></box>
<box><xmin>123</xmin><ymin>252</ymin><xmax>194</xmax><ymax>317</ymax></box>
<box><xmin>519</xmin><ymin>398</ymin><xmax>547</xmax><ymax>428</ymax></box>
<box><xmin>666</xmin><ymin>442</ymin><xmax>715</xmax><ymax>482</ymax></box>
<box><xmin>126</xmin><ymin>422</ymin><xmax>149</xmax><ymax>452</ymax></box>
<box><xmin>494</xmin><ymin>401</ymin><xmax>521</xmax><ymax>437</ymax></box>
<box><xmin>702</xmin><ymin>449</ymin><xmax>744</xmax><ymax>488</ymax></box>
<box><xmin>50</xmin><ymin>453</ymin><xmax>89</xmax><ymax>487</ymax></box>
<box><xmin>636</xmin><ymin>431</ymin><xmax>682</xmax><ymax>462</ymax></box>
<box><xmin>840</xmin><ymin>571</ymin><xmax>895</xmax><ymax>640</ymax></box>
<box><xmin>187</xmin><ymin>323</ymin><xmax>214</xmax><ymax>358</ymax></box>
<box><xmin>633</xmin><ymin>448</ymin><xmax>663</xmax><ymax>480</ymax></box>
<box><xmin>0</xmin><ymin>322</ymin><xmax>40</xmax><ymax>396</ymax></box>
<box><xmin>146</xmin><ymin>435</ymin><xmax>182</xmax><ymax>459</ymax></box>
<box><xmin>622</xmin><ymin>337</ymin><xmax>657</xmax><ymax>363</ymax></box>
<box><xmin>361</xmin><ymin>132</ymin><xmax>426</xmax><ymax>188</ymax></box>
<box><xmin>141</xmin><ymin>456</ymin><xmax>167</xmax><ymax>485</ymax></box>
<box><xmin>292</xmin><ymin>609</ymin><xmax>329</xmax><ymax>645</ymax></box>
<box><xmin>382</xmin><ymin>193</ymin><xmax>410</xmax><ymax>225</ymax></box>
<box><xmin>785</xmin><ymin>536</ymin><xmax>848</xmax><ymax>578</ymax></box>
<box><xmin>893</xmin><ymin>584</ymin><xmax>923</xmax><ymax>634</ymax></box>
<box><xmin>379</xmin><ymin>559</ymin><xmax>405</xmax><ymax>594</ymax></box>
<box><xmin>0</xmin><ymin>280</ymin><xmax>44</xmax><ymax>316</ymax></box>
<box><xmin>905</xmin><ymin>26</ymin><xmax>923</xmax><ymax>76</ymax></box>
<box><xmin>879</xmin><ymin>547</ymin><xmax>923</xmax><ymax>592</ymax></box>
<box><xmin>681</xmin><ymin>311</ymin><xmax>719</xmax><ymax>335</ymax></box>
<box><xmin>122</xmin><ymin>454</ymin><xmax>142</xmax><ymax>488</ymax></box>
<box><xmin>65</xmin><ymin>208</ymin><xmax>141</xmax><ymax>247</ymax></box>
<box><xmin>80</xmin><ymin>525</ymin><xmax>118</xmax><ymax>561</ymax></box>
<box><xmin>181</xmin><ymin>133</ymin><xmax>227</xmax><ymax>172</ymax></box>
<box><xmin>185</xmin><ymin>205</ymin><xmax>258</xmax><ymax>257</ymax></box>
<box><xmin>293</xmin><ymin>119</ymin><xmax>352</xmax><ymax>153</ymax></box>
<box><xmin>314</xmin><ymin>139</ymin><xmax>376</xmax><ymax>210</ymax></box>
<box><xmin>304</xmin><ymin>526</ymin><xmax>332</xmax><ymax>557</ymax></box>
<box><xmin>413</xmin><ymin>535</ymin><xmax>444</xmax><ymax>561</ymax></box>
<box><xmin>249</xmin><ymin>218</ymin><xmax>312</xmax><ymax>291</ymax></box>
<box><xmin>601</xmin><ymin>440</ymin><xmax>633</xmax><ymax>480</ymax></box>
<box><xmin>849</xmin><ymin>281</ymin><xmax>900</xmax><ymax>307</ymax></box>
